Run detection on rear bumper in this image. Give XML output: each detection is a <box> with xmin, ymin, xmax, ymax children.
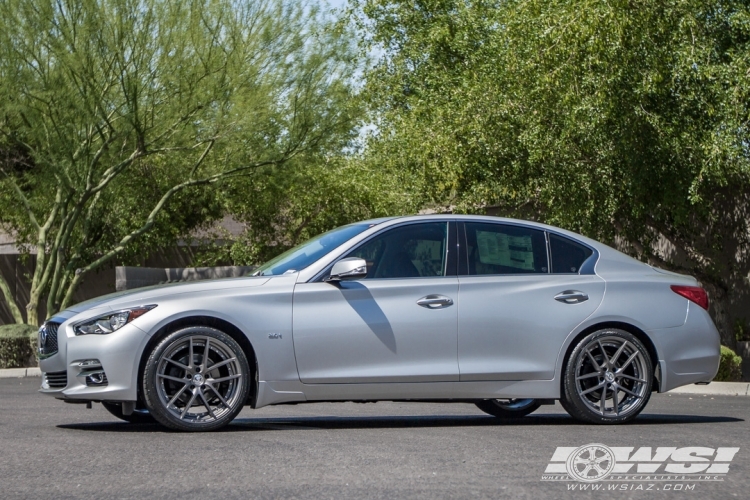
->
<box><xmin>649</xmin><ymin>302</ymin><xmax>721</xmax><ymax>393</ymax></box>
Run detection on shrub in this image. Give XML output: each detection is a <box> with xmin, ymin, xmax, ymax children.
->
<box><xmin>0</xmin><ymin>324</ymin><xmax>37</xmax><ymax>369</ymax></box>
<box><xmin>715</xmin><ymin>345</ymin><xmax>742</xmax><ymax>382</ymax></box>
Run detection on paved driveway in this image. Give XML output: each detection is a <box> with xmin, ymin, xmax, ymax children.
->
<box><xmin>1</xmin><ymin>377</ymin><xmax>747</xmax><ymax>499</ymax></box>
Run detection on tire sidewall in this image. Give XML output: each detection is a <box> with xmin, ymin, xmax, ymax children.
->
<box><xmin>562</xmin><ymin>329</ymin><xmax>653</xmax><ymax>424</ymax></box>
<box><xmin>143</xmin><ymin>326</ymin><xmax>250</xmax><ymax>431</ymax></box>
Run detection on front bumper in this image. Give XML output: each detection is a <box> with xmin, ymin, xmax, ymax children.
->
<box><xmin>38</xmin><ymin>320</ymin><xmax>148</xmax><ymax>402</ymax></box>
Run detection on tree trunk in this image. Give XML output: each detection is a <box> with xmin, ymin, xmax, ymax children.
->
<box><xmin>0</xmin><ymin>269</ymin><xmax>24</xmax><ymax>324</ymax></box>
<box><xmin>704</xmin><ymin>284</ymin><xmax>735</xmax><ymax>350</ymax></box>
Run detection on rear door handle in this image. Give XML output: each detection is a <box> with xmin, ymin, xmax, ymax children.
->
<box><xmin>554</xmin><ymin>290</ymin><xmax>589</xmax><ymax>304</ymax></box>
<box><xmin>417</xmin><ymin>295</ymin><xmax>454</xmax><ymax>309</ymax></box>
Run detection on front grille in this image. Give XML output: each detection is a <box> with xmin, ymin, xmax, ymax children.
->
<box><xmin>38</xmin><ymin>322</ymin><xmax>60</xmax><ymax>358</ymax></box>
<box><xmin>44</xmin><ymin>370</ymin><xmax>67</xmax><ymax>389</ymax></box>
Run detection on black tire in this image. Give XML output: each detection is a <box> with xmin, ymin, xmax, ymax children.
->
<box><xmin>561</xmin><ymin>329</ymin><xmax>653</xmax><ymax>424</ymax></box>
<box><xmin>101</xmin><ymin>401</ymin><xmax>155</xmax><ymax>424</ymax></box>
<box><xmin>475</xmin><ymin>398</ymin><xmax>541</xmax><ymax>418</ymax></box>
<box><xmin>143</xmin><ymin>326</ymin><xmax>250</xmax><ymax>432</ymax></box>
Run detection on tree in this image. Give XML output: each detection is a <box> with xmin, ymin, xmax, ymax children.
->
<box><xmin>0</xmin><ymin>0</ymin><xmax>360</xmax><ymax>324</ymax></box>
<box><xmin>194</xmin><ymin>157</ymin><xmax>423</xmax><ymax>267</ymax></box>
<box><xmin>355</xmin><ymin>0</ymin><xmax>750</xmax><ymax>346</ymax></box>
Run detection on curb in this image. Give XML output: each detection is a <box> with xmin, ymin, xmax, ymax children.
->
<box><xmin>0</xmin><ymin>367</ymin><xmax>41</xmax><ymax>379</ymax></box>
<box><xmin>667</xmin><ymin>382</ymin><xmax>750</xmax><ymax>397</ymax></box>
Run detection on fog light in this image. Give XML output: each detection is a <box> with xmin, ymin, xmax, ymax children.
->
<box><xmin>83</xmin><ymin>370</ymin><xmax>108</xmax><ymax>387</ymax></box>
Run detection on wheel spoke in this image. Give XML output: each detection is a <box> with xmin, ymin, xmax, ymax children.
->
<box><xmin>616</xmin><ymin>383</ymin><xmax>643</xmax><ymax>398</ymax></box>
<box><xmin>198</xmin><ymin>388</ymin><xmax>217</xmax><ymax>420</ymax></box>
<box><xmin>203</xmin><ymin>337</ymin><xmax>210</xmax><ymax>369</ymax></box>
<box><xmin>618</xmin><ymin>373</ymin><xmax>646</xmax><ymax>383</ymax></box>
<box><xmin>580</xmin><ymin>381</ymin><xmax>606</xmax><ymax>396</ymax></box>
<box><xmin>188</xmin><ymin>337</ymin><xmax>194</xmax><ymax>368</ymax></box>
<box><xmin>597</xmin><ymin>340</ymin><xmax>610</xmax><ymax>367</ymax></box>
<box><xmin>585</xmin><ymin>349</ymin><xmax>602</xmax><ymax>372</ymax></box>
<box><xmin>576</xmin><ymin>372</ymin><xmax>600</xmax><ymax>381</ymax></box>
<box><xmin>599</xmin><ymin>383</ymin><xmax>607</xmax><ymax>414</ymax></box>
<box><xmin>164</xmin><ymin>357</ymin><xmax>189</xmax><ymax>371</ymax></box>
<box><xmin>209</xmin><ymin>373</ymin><xmax>242</xmax><ymax>384</ymax></box>
<box><xmin>180</xmin><ymin>390</ymin><xmax>198</xmax><ymax>419</ymax></box>
<box><xmin>616</xmin><ymin>351</ymin><xmax>640</xmax><ymax>373</ymax></box>
<box><xmin>206</xmin><ymin>357</ymin><xmax>236</xmax><ymax>372</ymax></box>
<box><xmin>158</xmin><ymin>373</ymin><xmax>188</xmax><ymax>384</ymax></box>
<box><xmin>610</xmin><ymin>341</ymin><xmax>628</xmax><ymax>366</ymax></box>
<box><xmin>206</xmin><ymin>383</ymin><xmax>231</xmax><ymax>409</ymax></box>
<box><xmin>612</xmin><ymin>386</ymin><xmax>619</xmax><ymax>416</ymax></box>
<box><xmin>167</xmin><ymin>384</ymin><xmax>189</xmax><ymax>407</ymax></box>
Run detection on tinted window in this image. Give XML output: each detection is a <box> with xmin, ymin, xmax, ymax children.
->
<box><xmin>549</xmin><ymin>234</ymin><xmax>593</xmax><ymax>274</ymax></box>
<box><xmin>464</xmin><ymin>223</ymin><xmax>548</xmax><ymax>275</ymax></box>
<box><xmin>344</xmin><ymin>222</ymin><xmax>448</xmax><ymax>279</ymax></box>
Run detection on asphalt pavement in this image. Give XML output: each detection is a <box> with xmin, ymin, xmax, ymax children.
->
<box><xmin>1</xmin><ymin>377</ymin><xmax>747</xmax><ymax>499</ymax></box>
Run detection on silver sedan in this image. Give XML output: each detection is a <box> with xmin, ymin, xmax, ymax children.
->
<box><xmin>38</xmin><ymin>215</ymin><xmax>720</xmax><ymax>431</ymax></box>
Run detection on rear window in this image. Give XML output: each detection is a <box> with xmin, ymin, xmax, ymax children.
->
<box><xmin>549</xmin><ymin>234</ymin><xmax>593</xmax><ymax>274</ymax></box>
<box><xmin>464</xmin><ymin>223</ymin><xmax>549</xmax><ymax>275</ymax></box>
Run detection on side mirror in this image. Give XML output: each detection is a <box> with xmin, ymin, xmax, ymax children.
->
<box><xmin>326</xmin><ymin>257</ymin><xmax>368</xmax><ymax>282</ymax></box>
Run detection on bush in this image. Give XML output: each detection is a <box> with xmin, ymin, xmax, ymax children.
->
<box><xmin>715</xmin><ymin>345</ymin><xmax>742</xmax><ymax>382</ymax></box>
<box><xmin>0</xmin><ymin>324</ymin><xmax>37</xmax><ymax>369</ymax></box>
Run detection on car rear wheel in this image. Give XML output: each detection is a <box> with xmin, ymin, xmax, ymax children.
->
<box><xmin>561</xmin><ymin>329</ymin><xmax>653</xmax><ymax>424</ymax></box>
<box><xmin>143</xmin><ymin>326</ymin><xmax>250</xmax><ymax>432</ymax></box>
<box><xmin>475</xmin><ymin>398</ymin><xmax>541</xmax><ymax>418</ymax></box>
<box><xmin>101</xmin><ymin>401</ymin><xmax>155</xmax><ymax>424</ymax></box>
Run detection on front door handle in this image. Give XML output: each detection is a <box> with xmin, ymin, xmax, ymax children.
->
<box><xmin>417</xmin><ymin>294</ymin><xmax>454</xmax><ymax>309</ymax></box>
<box><xmin>555</xmin><ymin>290</ymin><xmax>589</xmax><ymax>304</ymax></box>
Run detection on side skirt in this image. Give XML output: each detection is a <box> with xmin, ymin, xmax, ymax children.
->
<box><xmin>255</xmin><ymin>379</ymin><xmax>559</xmax><ymax>408</ymax></box>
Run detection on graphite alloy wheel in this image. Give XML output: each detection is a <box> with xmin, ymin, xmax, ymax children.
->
<box><xmin>475</xmin><ymin>398</ymin><xmax>541</xmax><ymax>418</ymax></box>
<box><xmin>101</xmin><ymin>401</ymin><xmax>155</xmax><ymax>424</ymax></box>
<box><xmin>561</xmin><ymin>329</ymin><xmax>653</xmax><ymax>424</ymax></box>
<box><xmin>143</xmin><ymin>326</ymin><xmax>250</xmax><ymax>432</ymax></box>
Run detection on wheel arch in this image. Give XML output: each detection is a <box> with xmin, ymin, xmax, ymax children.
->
<box><xmin>559</xmin><ymin>321</ymin><xmax>660</xmax><ymax>393</ymax></box>
<box><xmin>136</xmin><ymin>315</ymin><xmax>259</xmax><ymax>407</ymax></box>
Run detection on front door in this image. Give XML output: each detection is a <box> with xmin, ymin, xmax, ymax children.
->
<box><xmin>292</xmin><ymin>221</ymin><xmax>459</xmax><ymax>384</ymax></box>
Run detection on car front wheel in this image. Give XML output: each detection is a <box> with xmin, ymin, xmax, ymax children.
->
<box><xmin>143</xmin><ymin>326</ymin><xmax>250</xmax><ymax>432</ymax></box>
<box><xmin>561</xmin><ymin>329</ymin><xmax>653</xmax><ymax>424</ymax></box>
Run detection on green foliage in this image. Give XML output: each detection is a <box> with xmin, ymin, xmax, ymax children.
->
<box><xmin>0</xmin><ymin>0</ymin><xmax>361</xmax><ymax>322</ymax></box>
<box><xmin>0</xmin><ymin>323</ymin><xmax>37</xmax><ymax>368</ymax></box>
<box><xmin>355</xmin><ymin>0</ymin><xmax>750</xmax><ymax>344</ymax></box>
<box><xmin>196</xmin><ymin>157</ymin><xmax>422</xmax><ymax>266</ymax></box>
<box><xmin>735</xmin><ymin>318</ymin><xmax>749</xmax><ymax>342</ymax></box>
<box><xmin>715</xmin><ymin>345</ymin><xmax>743</xmax><ymax>382</ymax></box>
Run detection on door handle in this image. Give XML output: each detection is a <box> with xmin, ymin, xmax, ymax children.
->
<box><xmin>417</xmin><ymin>294</ymin><xmax>454</xmax><ymax>309</ymax></box>
<box><xmin>554</xmin><ymin>290</ymin><xmax>589</xmax><ymax>304</ymax></box>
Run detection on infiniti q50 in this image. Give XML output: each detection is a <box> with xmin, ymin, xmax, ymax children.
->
<box><xmin>38</xmin><ymin>215</ymin><xmax>720</xmax><ymax>431</ymax></box>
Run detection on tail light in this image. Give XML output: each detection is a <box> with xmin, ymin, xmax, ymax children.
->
<box><xmin>670</xmin><ymin>285</ymin><xmax>709</xmax><ymax>310</ymax></box>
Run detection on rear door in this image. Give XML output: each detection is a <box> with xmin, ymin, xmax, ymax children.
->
<box><xmin>457</xmin><ymin>222</ymin><xmax>605</xmax><ymax>381</ymax></box>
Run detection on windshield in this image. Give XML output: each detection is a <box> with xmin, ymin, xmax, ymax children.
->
<box><xmin>252</xmin><ymin>223</ymin><xmax>373</xmax><ymax>276</ymax></box>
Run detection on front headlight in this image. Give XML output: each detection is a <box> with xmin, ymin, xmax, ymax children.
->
<box><xmin>74</xmin><ymin>305</ymin><xmax>157</xmax><ymax>335</ymax></box>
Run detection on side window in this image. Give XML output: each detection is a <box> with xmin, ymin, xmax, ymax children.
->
<box><xmin>549</xmin><ymin>234</ymin><xmax>593</xmax><ymax>274</ymax></box>
<box><xmin>345</xmin><ymin>222</ymin><xmax>448</xmax><ymax>279</ymax></box>
<box><xmin>464</xmin><ymin>223</ymin><xmax>548</xmax><ymax>275</ymax></box>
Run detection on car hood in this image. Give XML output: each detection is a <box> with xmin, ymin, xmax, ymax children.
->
<box><xmin>62</xmin><ymin>276</ymin><xmax>271</xmax><ymax>314</ymax></box>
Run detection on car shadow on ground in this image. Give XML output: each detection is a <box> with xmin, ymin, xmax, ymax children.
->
<box><xmin>56</xmin><ymin>412</ymin><xmax>743</xmax><ymax>433</ymax></box>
